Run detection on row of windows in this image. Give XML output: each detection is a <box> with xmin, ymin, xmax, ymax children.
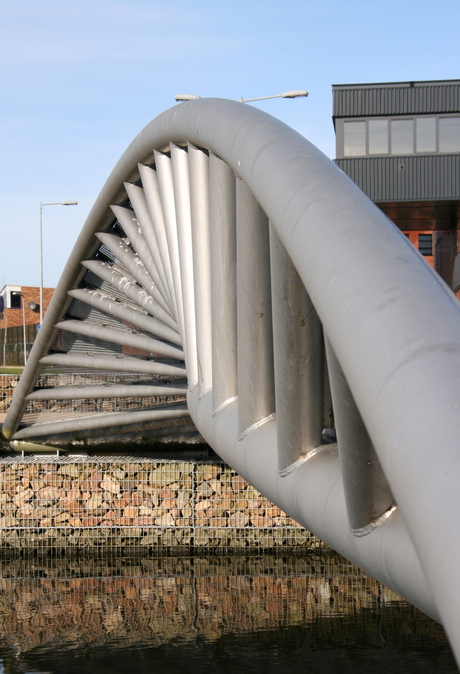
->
<box><xmin>342</xmin><ymin>115</ymin><xmax>460</xmax><ymax>157</ymax></box>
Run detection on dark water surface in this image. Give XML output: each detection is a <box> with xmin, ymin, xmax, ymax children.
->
<box><xmin>0</xmin><ymin>554</ymin><xmax>456</xmax><ymax>673</ymax></box>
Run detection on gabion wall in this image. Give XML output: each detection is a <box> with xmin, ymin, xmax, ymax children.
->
<box><xmin>0</xmin><ymin>457</ymin><xmax>323</xmax><ymax>553</ymax></box>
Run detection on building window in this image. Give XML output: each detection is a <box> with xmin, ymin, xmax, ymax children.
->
<box><xmin>416</xmin><ymin>117</ymin><xmax>436</xmax><ymax>153</ymax></box>
<box><xmin>439</xmin><ymin>117</ymin><xmax>460</xmax><ymax>153</ymax></box>
<box><xmin>368</xmin><ymin>119</ymin><xmax>388</xmax><ymax>155</ymax></box>
<box><xmin>343</xmin><ymin>121</ymin><xmax>366</xmax><ymax>156</ymax></box>
<box><xmin>391</xmin><ymin>119</ymin><xmax>414</xmax><ymax>155</ymax></box>
<box><xmin>10</xmin><ymin>291</ymin><xmax>21</xmax><ymax>308</ymax></box>
<box><xmin>418</xmin><ymin>233</ymin><xmax>433</xmax><ymax>256</ymax></box>
<box><xmin>341</xmin><ymin>115</ymin><xmax>460</xmax><ymax>157</ymax></box>
<box><xmin>403</xmin><ymin>231</ymin><xmax>434</xmax><ymax>267</ymax></box>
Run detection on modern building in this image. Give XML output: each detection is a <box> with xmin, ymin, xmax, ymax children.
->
<box><xmin>332</xmin><ymin>79</ymin><xmax>460</xmax><ymax>293</ymax></box>
<box><xmin>0</xmin><ymin>285</ymin><xmax>54</xmax><ymax>366</ymax></box>
<box><xmin>0</xmin><ymin>285</ymin><xmax>54</xmax><ymax>329</ymax></box>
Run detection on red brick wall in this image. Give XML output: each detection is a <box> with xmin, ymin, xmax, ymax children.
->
<box><xmin>0</xmin><ymin>287</ymin><xmax>54</xmax><ymax>329</ymax></box>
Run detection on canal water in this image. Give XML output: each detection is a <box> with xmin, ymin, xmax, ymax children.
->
<box><xmin>0</xmin><ymin>553</ymin><xmax>456</xmax><ymax>674</ymax></box>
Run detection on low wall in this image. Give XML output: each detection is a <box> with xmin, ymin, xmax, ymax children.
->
<box><xmin>0</xmin><ymin>456</ymin><xmax>323</xmax><ymax>553</ymax></box>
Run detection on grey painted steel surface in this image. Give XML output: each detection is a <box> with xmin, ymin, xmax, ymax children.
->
<box><xmin>335</xmin><ymin>154</ymin><xmax>460</xmax><ymax>201</ymax></box>
<box><xmin>171</xmin><ymin>143</ymin><xmax>198</xmax><ymax>387</ymax></box>
<box><xmin>67</xmin><ymin>288</ymin><xmax>181</xmax><ymax>345</ymax></box>
<box><xmin>95</xmin><ymin>231</ymin><xmax>172</xmax><ymax>317</ymax></box>
<box><xmin>333</xmin><ymin>79</ymin><xmax>460</xmax><ymax>118</ymax></box>
<box><xmin>81</xmin><ymin>259</ymin><xmax>178</xmax><ymax>331</ymax></box>
<box><xmin>209</xmin><ymin>152</ymin><xmax>237</xmax><ymax>414</ymax></box>
<box><xmin>190</xmin><ymin>385</ymin><xmax>437</xmax><ymax>621</ymax></box>
<box><xmin>3</xmin><ymin>99</ymin><xmax>460</xmax><ymax>664</ymax></box>
<box><xmin>236</xmin><ymin>178</ymin><xmax>275</xmax><ymax>438</ymax></box>
<box><xmin>39</xmin><ymin>353</ymin><xmax>185</xmax><ymax>376</ymax></box>
<box><xmin>25</xmin><ymin>382</ymin><xmax>187</xmax><ymax>401</ymax></box>
<box><xmin>122</xmin><ymin>184</ymin><xmax>171</xmax><ymax>304</ymax></box>
<box><xmin>269</xmin><ymin>227</ymin><xmax>323</xmax><ymax>474</ymax></box>
<box><xmin>189</xmin><ymin>144</ymin><xmax>212</xmax><ymax>399</ymax></box>
<box><xmin>13</xmin><ymin>405</ymin><xmax>189</xmax><ymax>439</ymax></box>
<box><xmin>324</xmin><ymin>337</ymin><xmax>394</xmax><ymax>533</ymax></box>
<box><xmin>54</xmin><ymin>319</ymin><xmax>184</xmax><ymax>360</ymax></box>
<box><xmin>138</xmin><ymin>164</ymin><xmax>177</xmax><ymax>314</ymax></box>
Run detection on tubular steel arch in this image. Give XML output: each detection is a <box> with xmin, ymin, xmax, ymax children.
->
<box><xmin>3</xmin><ymin>99</ymin><xmax>460</xmax><ymax>663</ymax></box>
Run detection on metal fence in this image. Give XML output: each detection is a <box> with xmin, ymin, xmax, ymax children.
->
<box><xmin>0</xmin><ymin>325</ymin><xmax>38</xmax><ymax>366</ymax></box>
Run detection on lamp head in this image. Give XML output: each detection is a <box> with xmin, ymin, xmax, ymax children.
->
<box><xmin>175</xmin><ymin>94</ymin><xmax>201</xmax><ymax>102</ymax></box>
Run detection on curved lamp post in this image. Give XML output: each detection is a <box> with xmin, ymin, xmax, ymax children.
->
<box><xmin>39</xmin><ymin>201</ymin><xmax>78</xmax><ymax>326</ymax></box>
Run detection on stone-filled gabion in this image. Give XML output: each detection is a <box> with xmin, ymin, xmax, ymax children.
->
<box><xmin>0</xmin><ymin>458</ymin><xmax>323</xmax><ymax>552</ymax></box>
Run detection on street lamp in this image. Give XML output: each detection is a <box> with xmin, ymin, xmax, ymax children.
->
<box><xmin>240</xmin><ymin>90</ymin><xmax>308</xmax><ymax>102</ymax></box>
<box><xmin>174</xmin><ymin>90</ymin><xmax>308</xmax><ymax>102</ymax></box>
<box><xmin>21</xmin><ymin>293</ymin><xmax>27</xmax><ymax>367</ymax></box>
<box><xmin>39</xmin><ymin>201</ymin><xmax>78</xmax><ymax>326</ymax></box>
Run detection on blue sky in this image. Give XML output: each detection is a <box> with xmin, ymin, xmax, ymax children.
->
<box><xmin>1</xmin><ymin>0</ymin><xmax>459</xmax><ymax>288</ymax></box>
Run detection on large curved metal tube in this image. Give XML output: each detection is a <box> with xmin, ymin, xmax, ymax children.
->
<box><xmin>3</xmin><ymin>99</ymin><xmax>460</xmax><ymax>663</ymax></box>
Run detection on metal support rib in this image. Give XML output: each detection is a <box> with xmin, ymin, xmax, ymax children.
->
<box><xmin>81</xmin><ymin>259</ymin><xmax>177</xmax><ymax>331</ymax></box>
<box><xmin>154</xmin><ymin>151</ymin><xmax>185</xmax><ymax>343</ymax></box>
<box><xmin>5</xmin><ymin>100</ymin><xmax>460</xmax><ymax>663</ymax></box>
<box><xmin>270</xmin><ymin>225</ymin><xmax>324</xmax><ymax>474</ymax></box>
<box><xmin>67</xmin><ymin>288</ymin><xmax>181</xmax><ymax>345</ymax></box>
<box><xmin>209</xmin><ymin>152</ymin><xmax>237</xmax><ymax>413</ymax></box>
<box><xmin>188</xmin><ymin>144</ymin><xmax>212</xmax><ymax>397</ymax></box>
<box><xmin>138</xmin><ymin>164</ymin><xmax>177</xmax><ymax>316</ymax></box>
<box><xmin>122</xmin><ymin>183</ymin><xmax>171</xmax><ymax>306</ymax></box>
<box><xmin>325</xmin><ymin>337</ymin><xmax>394</xmax><ymax>532</ymax></box>
<box><xmin>39</xmin><ymin>353</ymin><xmax>185</xmax><ymax>376</ymax></box>
<box><xmin>18</xmin><ymin>417</ymin><xmax>196</xmax><ymax>443</ymax></box>
<box><xmin>110</xmin><ymin>204</ymin><xmax>170</xmax><ymax>309</ymax></box>
<box><xmin>170</xmin><ymin>143</ymin><xmax>198</xmax><ymax>386</ymax></box>
<box><xmin>236</xmin><ymin>178</ymin><xmax>275</xmax><ymax>437</ymax></box>
<box><xmin>25</xmin><ymin>383</ymin><xmax>187</xmax><ymax>400</ymax></box>
<box><xmin>54</xmin><ymin>319</ymin><xmax>185</xmax><ymax>360</ymax></box>
<box><xmin>95</xmin><ymin>231</ymin><xmax>172</xmax><ymax>316</ymax></box>
<box><xmin>12</xmin><ymin>405</ymin><xmax>189</xmax><ymax>440</ymax></box>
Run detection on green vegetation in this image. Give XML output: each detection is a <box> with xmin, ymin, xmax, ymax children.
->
<box><xmin>0</xmin><ymin>367</ymin><xmax>23</xmax><ymax>375</ymax></box>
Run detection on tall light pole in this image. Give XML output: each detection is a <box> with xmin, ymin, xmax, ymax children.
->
<box><xmin>39</xmin><ymin>201</ymin><xmax>78</xmax><ymax>326</ymax></box>
<box><xmin>21</xmin><ymin>293</ymin><xmax>27</xmax><ymax>367</ymax></box>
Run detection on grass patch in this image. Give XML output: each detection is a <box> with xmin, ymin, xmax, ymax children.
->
<box><xmin>0</xmin><ymin>367</ymin><xmax>23</xmax><ymax>375</ymax></box>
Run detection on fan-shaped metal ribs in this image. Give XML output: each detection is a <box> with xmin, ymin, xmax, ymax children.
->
<box><xmin>3</xmin><ymin>99</ymin><xmax>460</xmax><ymax>664</ymax></box>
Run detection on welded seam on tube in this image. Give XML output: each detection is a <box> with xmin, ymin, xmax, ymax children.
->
<box><xmin>238</xmin><ymin>413</ymin><xmax>276</xmax><ymax>441</ymax></box>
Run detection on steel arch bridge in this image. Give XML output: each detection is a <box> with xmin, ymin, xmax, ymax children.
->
<box><xmin>3</xmin><ymin>99</ymin><xmax>460</xmax><ymax>663</ymax></box>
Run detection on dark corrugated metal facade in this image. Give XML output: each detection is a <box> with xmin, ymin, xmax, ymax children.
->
<box><xmin>335</xmin><ymin>155</ymin><xmax>460</xmax><ymax>202</ymax></box>
<box><xmin>333</xmin><ymin>80</ymin><xmax>460</xmax><ymax>118</ymax></box>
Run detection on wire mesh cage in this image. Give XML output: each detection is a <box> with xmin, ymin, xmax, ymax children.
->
<box><xmin>0</xmin><ymin>456</ymin><xmax>325</xmax><ymax>555</ymax></box>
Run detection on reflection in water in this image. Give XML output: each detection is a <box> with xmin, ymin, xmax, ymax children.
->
<box><xmin>0</xmin><ymin>554</ymin><xmax>456</xmax><ymax>673</ymax></box>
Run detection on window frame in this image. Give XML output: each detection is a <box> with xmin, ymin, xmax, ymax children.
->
<box><xmin>338</xmin><ymin>114</ymin><xmax>460</xmax><ymax>158</ymax></box>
